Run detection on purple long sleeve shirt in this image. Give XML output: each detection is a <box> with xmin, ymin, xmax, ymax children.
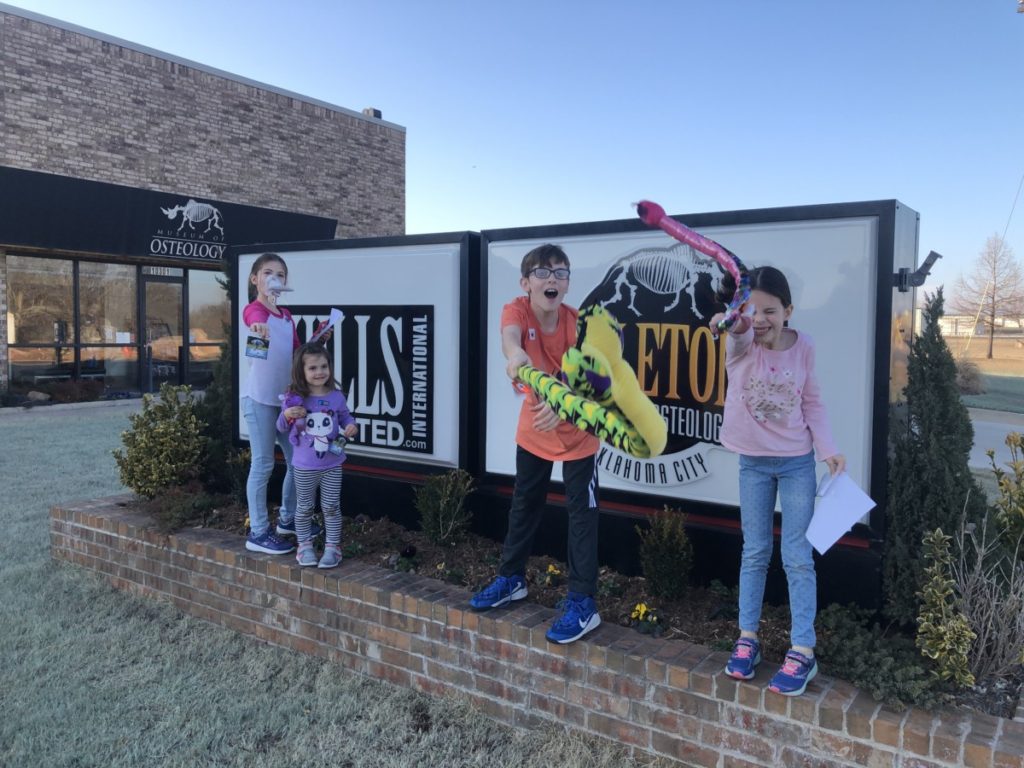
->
<box><xmin>276</xmin><ymin>390</ymin><xmax>357</xmax><ymax>470</ymax></box>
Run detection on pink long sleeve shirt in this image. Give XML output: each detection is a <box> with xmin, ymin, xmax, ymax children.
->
<box><xmin>719</xmin><ymin>326</ymin><xmax>838</xmax><ymax>460</ymax></box>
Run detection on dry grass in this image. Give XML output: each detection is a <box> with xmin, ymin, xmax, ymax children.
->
<box><xmin>0</xmin><ymin>405</ymin><xmax>661</xmax><ymax>768</ymax></box>
<box><xmin>945</xmin><ymin>336</ymin><xmax>1024</xmax><ymax>377</ymax></box>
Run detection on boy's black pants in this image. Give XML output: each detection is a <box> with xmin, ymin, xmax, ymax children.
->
<box><xmin>498</xmin><ymin>445</ymin><xmax>600</xmax><ymax>596</ymax></box>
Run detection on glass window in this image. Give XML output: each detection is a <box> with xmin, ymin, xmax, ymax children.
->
<box><xmin>188</xmin><ymin>269</ymin><xmax>229</xmax><ymax>345</ymax></box>
<box><xmin>188</xmin><ymin>348</ymin><xmax>219</xmax><ymax>388</ymax></box>
<box><xmin>7</xmin><ymin>346</ymin><xmax>74</xmax><ymax>387</ymax></box>
<box><xmin>80</xmin><ymin>262</ymin><xmax>137</xmax><ymax>344</ymax></box>
<box><xmin>80</xmin><ymin>346</ymin><xmax>138</xmax><ymax>391</ymax></box>
<box><xmin>6</xmin><ymin>255</ymin><xmax>74</xmax><ymax>344</ymax></box>
<box><xmin>145</xmin><ymin>282</ymin><xmax>182</xmax><ymax>342</ymax></box>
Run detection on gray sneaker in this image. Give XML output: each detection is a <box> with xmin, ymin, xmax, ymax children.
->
<box><xmin>318</xmin><ymin>543</ymin><xmax>343</xmax><ymax>569</ymax></box>
<box><xmin>296</xmin><ymin>541</ymin><xmax>317</xmax><ymax>567</ymax></box>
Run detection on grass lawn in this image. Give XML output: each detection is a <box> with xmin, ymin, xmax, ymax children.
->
<box><xmin>0</xmin><ymin>405</ymin><xmax>659</xmax><ymax>768</ymax></box>
<box><xmin>944</xmin><ymin>335</ymin><xmax>1024</xmax><ymax>414</ymax></box>
<box><xmin>946</xmin><ymin>335</ymin><xmax>1024</xmax><ymax>377</ymax></box>
<box><xmin>962</xmin><ymin>373</ymin><xmax>1024</xmax><ymax>414</ymax></box>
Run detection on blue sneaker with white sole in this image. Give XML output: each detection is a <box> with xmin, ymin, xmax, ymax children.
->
<box><xmin>469</xmin><ymin>575</ymin><xmax>528</xmax><ymax>611</ymax></box>
<box><xmin>768</xmin><ymin>650</ymin><xmax>818</xmax><ymax>696</ymax></box>
<box><xmin>245</xmin><ymin>530</ymin><xmax>296</xmax><ymax>555</ymax></box>
<box><xmin>545</xmin><ymin>593</ymin><xmax>601</xmax><ymax>644</ymax></box>
<box><xmin>725</xmin><ymin>637</ymin><xmax>762</xmax><ymax>680</ymax></box>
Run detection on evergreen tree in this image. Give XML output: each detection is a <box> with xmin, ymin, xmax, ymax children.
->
<box><xmin>883</xmin><ymin>288</ymin><xmax>986</xmax><ymax>624</ymax></box>
<box><xmin>197</xmin><ymin>264</ymin><xmax>239</xmax><ymax>495</ymax></box>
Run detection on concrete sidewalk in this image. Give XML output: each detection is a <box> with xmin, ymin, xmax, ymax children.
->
<box><xmin>0</xmin><ymin>397</ymin><xmax>144</xmax><ymax>422</ymax></box>
<box><xmin>968</xmin><ymin>407</ymin><xmax>1024</xmax><ymax>470</ymax></box>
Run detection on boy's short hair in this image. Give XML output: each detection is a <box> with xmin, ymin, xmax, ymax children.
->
<box><xmin>520</xmin><ymin>244</ymin><xmax>570</xmax><ymax>277</ymax></box>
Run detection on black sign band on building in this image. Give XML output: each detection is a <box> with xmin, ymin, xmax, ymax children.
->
<box><xmin>0</xmin><ymin>165</ymin><xmax>337</xmax><ymax>261</ymax></box>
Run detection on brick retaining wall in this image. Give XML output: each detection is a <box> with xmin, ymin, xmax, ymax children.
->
<box><xmin>50</xmin><ymin>496</ymin><xmax>1024</xmax><ymax>768</ymax></box>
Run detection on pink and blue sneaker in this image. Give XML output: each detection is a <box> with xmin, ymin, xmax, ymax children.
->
<box><xmin>724</xmin><ymin>637</ymin><xmax>762</xmax><ymax>680</ymax></box>
<box><xmin>768</xmin><ymin>650</ymin><xmax>818</xmax><ymax>696</ymax></box>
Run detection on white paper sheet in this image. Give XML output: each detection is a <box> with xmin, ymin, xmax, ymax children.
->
<box><xmin>805</xmin><ymin>471</ymin><xmax>877</xmax><ymax>555</ymax></box>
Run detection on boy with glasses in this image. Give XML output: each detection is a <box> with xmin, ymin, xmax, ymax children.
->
<box><xmin>469</xmin><ymin>244</ymin><xmax>602</xmax><ymax>644</ymax></box>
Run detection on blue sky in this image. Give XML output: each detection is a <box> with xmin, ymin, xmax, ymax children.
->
<box><xmin>5</xmin><ymin>0</ymin><xmax>1022</xmax><ymax>299</ymax></box>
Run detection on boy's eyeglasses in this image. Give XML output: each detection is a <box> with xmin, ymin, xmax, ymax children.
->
<box><xmin>529</xmin><ymin>267</ymin><xmax>571</xmax><ymax>280</ymax></box>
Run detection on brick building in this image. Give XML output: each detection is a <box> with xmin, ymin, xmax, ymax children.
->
<box><xmin>0</xmin><ymin>3</ymin><xmax>405</xmax><ymax>393</ymax></box>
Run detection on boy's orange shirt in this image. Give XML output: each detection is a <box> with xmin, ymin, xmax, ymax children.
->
<box><xmin>501</xmin><ymin>296</ymin><xmax>600</xmax><ymax>462</ymax></box>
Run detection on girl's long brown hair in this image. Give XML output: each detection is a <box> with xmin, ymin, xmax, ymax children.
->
<box><xmin>288</xmin><ymin>342</ymin><xmax>341</xmax><ymax>397</ymax></box>
<box><xmin>247</xmin><ymin>252</ymin><xmax>289</xmax><ymax>301</ymax></box>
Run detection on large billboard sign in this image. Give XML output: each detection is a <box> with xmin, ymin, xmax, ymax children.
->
<box><xmin>285</xmin><ymin>303</ymin><xmax>435</xmax><ymax>454</ymax></box>
<box><xmin>234</xmin><ymin>236</ymin><xmax>469</xmax><ymax>469</ymax></box>
<box><xmin>484</xmin><ymin>202</ymin><xmax>918</xmax><ymax>524</ymax></box>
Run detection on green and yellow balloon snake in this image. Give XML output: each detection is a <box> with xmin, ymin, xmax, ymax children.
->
<box><xmin>515</xmin><ymin>305</ymin><xmax>667</xmax><ymax>459</ymax></box>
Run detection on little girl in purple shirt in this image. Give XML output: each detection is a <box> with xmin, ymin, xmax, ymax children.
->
<box><xmin>278</xmin><ymin>342</ymin><xmax>357</xmax><ymax>569</ymax></box>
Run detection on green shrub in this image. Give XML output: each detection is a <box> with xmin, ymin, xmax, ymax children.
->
<box><xmin>143</xmin><ymin>483</ymin><xmax>223</xmax><ymax>533</ymax></box>
<box><xmin>597</xmin><ymin>569</ymin><xmax>625</xmax><ymax>599</ymax></box>
<box><xmin>415</xmin><ymin>469</ymin><xmax>474</xmax><ymax>545</ymax></box>
<box><xmin>989</xmin><ymin>433</ymin><xmax>1024</xmax><ymax>551</ymax></box>
<box><xmin>884</xmin><ymin>289</ymin><xmax>986</xmax><ymax>624</ymax></box>
<box><xmin>635</xmin><ymin>506</ymin><xmax>693</xmax><ymax>600</ymax></box>
<box><xmin>113</xmin><ymin>383</ymin><xmax>207</xmax><ymax>498</ymax></box>
<box><xmin>196</xmin><ymin>340</ymin><xmax>235</xmax><ymax>494</ymax></box>
<box><xmin>195</xmin><ymin>265</ymin><xmax>240</xmax><ymax>496</ymax></box>
<box><xmin>226</xmin><ymin>447</ymin><xmax>251</xmax><ymax>506</ymax></box>
<box><xmin>817</xmin><ymin>603</ymin><xmax>948</xmax><ymax>710</ymax></box>
<box><xmin>955</xmin><ymin>359</ymin><xmax>984</xmax><ymax>395</ymax></box>
<box><xmin>916</xmin><ymin>529</ymin><xmax>976</xmax><ymax>688</ymax></box>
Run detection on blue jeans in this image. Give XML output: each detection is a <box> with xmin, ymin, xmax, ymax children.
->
<box><xmin>737</xmin><ymin>451</ymin><xmax>817</xmax><ymax>648</ymax></box>
<box><xmin>242</xmin><ymin>397</ymin><xmax>296</xmax><ymax>537</ymax></box>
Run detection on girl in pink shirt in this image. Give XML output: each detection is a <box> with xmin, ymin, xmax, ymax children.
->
<box><xmin>241</xmin><ymin>253</ymin><xmax>303</xmax><ymax>556</ymax></box>
<box><xmin>713</xmin><ymin>266</ymin><xmax>845</xmax><ymax>697</ymax></box>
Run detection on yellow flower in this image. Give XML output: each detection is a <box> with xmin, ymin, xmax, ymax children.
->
<box><xmin>546</xmin><ymin>564</ymin><xmax>562</xmax><ymax>576</ymax></box>
<box><xmin>631</xmin><ymin>602</ymin><xmax>648</xmax><ymax>621</ymax></box>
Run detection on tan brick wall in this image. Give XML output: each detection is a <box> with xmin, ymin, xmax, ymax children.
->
<box><xmin>0</xmin><ymin>250</ymin><xmax>7</xmax><ymax>390</ymax></box>
<box><xmin>50</xmin><ymin>497</ymin><xmax>1024</xmax><ymax>768</ymax></box>
<box><xmin>0</xmin><ymin>10</ymin><xmax>405</xmax><ymax>238</ymax></box>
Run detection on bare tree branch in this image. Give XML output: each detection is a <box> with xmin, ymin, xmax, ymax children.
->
<box><xmin>949</xmin><ymin>235</ymin><xmax>1024</xmax><ymax>358</ymax></box>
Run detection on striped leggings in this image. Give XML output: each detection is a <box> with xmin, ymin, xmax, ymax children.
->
<box><xmin>293</xmin><ymin>465</ymin><xmax>343</xmax><ymax>545</ymax></box>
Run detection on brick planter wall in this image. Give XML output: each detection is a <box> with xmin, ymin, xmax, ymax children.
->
<box><xmin>51</xmin><ymin>496</ymin><xmax>1024</xmax><ymax>768</ymax></box>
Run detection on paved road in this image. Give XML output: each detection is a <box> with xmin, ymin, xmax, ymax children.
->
<box><xmin>968</xmin><ymin>408</ymin><xmax>1024</xmax><ymax>470</ymax></box>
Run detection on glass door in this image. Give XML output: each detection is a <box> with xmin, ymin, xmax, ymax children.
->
<box><xmin>143</xmin><ymin>279</ymin><xmax>183</xmax><ymax>390</ymax></box>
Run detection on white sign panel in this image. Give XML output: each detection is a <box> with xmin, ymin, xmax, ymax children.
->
<box><xmin>237</xmin><ymin>242</ymin><xmax>462</xmax><ymax>468</ymax></box>
<box><xmin>485</xmin><ymin>218</ymin><xmax>878</xmax><ymax>508</ymax></box>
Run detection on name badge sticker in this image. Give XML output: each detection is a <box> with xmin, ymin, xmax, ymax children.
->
<box><xmin>245</xmin><ymin>335</ymin><xmax>269</xmax><ymax>359</ymax></box>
